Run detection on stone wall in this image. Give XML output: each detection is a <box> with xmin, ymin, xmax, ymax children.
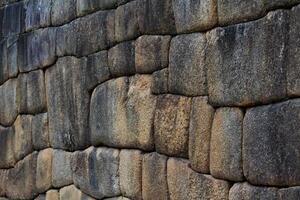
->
<box><xmin>0</xmin><ymin>0</ymin><xmax>299</xmax><ymax>199</ymax></box>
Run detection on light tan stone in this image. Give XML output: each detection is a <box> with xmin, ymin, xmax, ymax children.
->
<box><xmin>36</xmin><ymin>148</ymin><xmax>53</xmax><ymax>193</ymax></box>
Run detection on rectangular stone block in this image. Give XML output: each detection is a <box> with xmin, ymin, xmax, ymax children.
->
<box><xmin>172</xmin><ymin>0</ymin><xmax>217</xmax><ymax>33</ymax></box>
<box><xmin>189</xmin><ymin>97</ymin><xmax>214</xmax><ymax>174</ymax></box>
<box><xmin>32</xmin><ymin>113</ymin><xmax>49</xmax><ymax>150</ymax></box>
<box><xmin>51</xmin><ymin>0</ymin><xmax>77</xmax><ymax>26</ymax></box>
<box><xmin>243</xmin><ymin>99</ymin><xmax>300</xmax><ymax>186</ymax></box>
<box><xmin>36</xmin><ymin>148</ymin><xmax>53</xmax><ymax>193</ymax></box>
<box><xmin>0</xmin><ymin>39</ymin><xmax>8</xmax><ymax>84</ymax></box>
<box><xmin>2</xmin><ymin>2</ymin><xmax>25</xmax><ymax>37</ymax></box>
<box><xmin>52</xmin><ymin>149</ymin><xmax>73</xmax><ymax>188</ymax></box>
<box><xmin>151</xmin><ymin>68</ymin><xmax>169</xmax><ymax>94</ymax></box>
<box><xmin>77</xmin><ymin>0</ymin><xmax>118</xmax><ymax>16</ymax></box>
<box><xmin>60</xmin><ymin>185</ymin><xmax>96</xmax><ymax>200</ymax></box>
<box><xmin>46</xmin><ymin>190</ymin><xmax>59</xmax><ymax>200</ymax></box>
<box><xmin>6</xmin><ymin>36</ymin><xmax>18</xmax><ymax>78</ymax></box>
<box><xmin>0</xmin><ymin>126</ymin><xmax>15</xmax><ymax>168</ymax></box>
<box><xmin>207</xmin><ymin>10</ymin><xmax>289</xmax><ymax>106</ymax></box>
<box><xmin>169</xmin><ymin>33</ymin><xmax>207</xmax><ymax>96</ymax></box>
<box><xmin>154</xmin><ymin>94</ymin><xmax>191</xmax><ymax>158</ymax></box>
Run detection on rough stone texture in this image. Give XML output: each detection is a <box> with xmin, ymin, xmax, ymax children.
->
<box><xmin>154</xmin><ymin>94</ymin><xmax>191</xmax><ymax>158</ymax></box>
<box><xmin>172</xmin><ymin>0</ymin><xmax>217</xmax><ymax>33</ymax></box>
<box><xmin>6</xmin><ymin>36</ymin><xmax>18</xmax><ymax>78</ymax></box>
<box><xmin>72</xmin><ymin>147</ymin><xmax>120</xmax><ymax>199</ymax></box>
<box><xmin>0</xmin><ymin>126</ymin><xmax>15</xmax><ymax>168</ymax></box>
<box><xmin>142</xmin><ymin>152</ymin><xmax>168</xmax><ymax>200</ymax></box>
<box><xmin>52</xmin><ymin>150</ymin><xmax>73</xmax><ymax>188</ymax></box>
<box><xmin>151</xmin><ymin>68</ymin><xmax>169</xmax><ymax>94</ymax></box>
<box><xmin>217</xmin><ymin>0</ymin><xmax>265</xmax><ymax>26</ymax></box>
<box><xmin>77</xmin><ymin>0</ymin><xmax>118</xmax><ymax>16</ymax></box>
<box><xmin>35</xmin><ymin>195</ymin><xmax>46</xmax><ymax>200</ymax></box>
<box><xmin>32</xmin><ymin>113</ymin><xmax>49</xmax><ymax>150</ymax></box>
<box><xmin>51</xmin><ymin>0</ymin><xmax>77</xmax><ymax>26</ymax></box>
<box><xmin>169</xmin><ymin>33</ymin><xmax>207</xmax><ymax>96</ymax></box>
<box><xmin>210</xmin><ymin>107</ymin><xmax>244</xmax><ymax>181</ymax></box>
<box><xmin>229</xmin><ymin>182</ymin><xmax>279</xmax><ymax>200</ymax></box>
<box><xmin>137</xmin><ymin>0</ymin><xmax>176</xmax><ymax>34</ymax></box>
<box><xmin>0</xmin><ymin>170</ymin><xmax>7</xmax><ymax>196</ymax></box>
<box><xmin>207</xmin><ymin>10</ymin><xmax>289</xmax><ymax>107</ymax></box>
<box><xmin>119</xmin><ymin>149</ymin><xmax>142</xmax><ymax>200</ymax></box>
<box><xmin>36</xmin><ymin>148</ymin><xmax>53</xmax><ymax>193</ymax></box>
<box><xmin>135</xmin><ymin>35</ymin><xmax>171</xmax><ymax>74</ymax></box>
<box><xmin>90</xmin><ymin>75</ymin><xmax>156</xmax><ymax>151</ymax></box>
<box><xmin>60</xmin><ymin>185</ymin><xmax>95</xmax><ymax>200</ymax></box>
<box><xmin>46</xmin><ymin>190</ymin><xmax>59</xmax><ymax>200</ymax></box>
<box><xmin>265</xmin><ymin>0</ymin><xmax>300</xmax><ymax>9</ymax></box>
<box><xmin>0</xmin><ymin>40</ymin><xmax>8</xmax><ymax>84</ymax></box>
<box><xmin>243</xmin><ymin>99</ymin><xmax>300</xmax><ymax>186</ymax></box>
<box><xmin>108</xmin><ymin>41</ymin><xmax>135</xmax><ymax>77</ymax></box>
<box><xmin>279</xmin><ymin>186</ymin><xmax>300</xmax><ymax>200</ymax></box>
<box><xmin>18</xmin><ymin>70</ymin><xmax>46</xmax><ymax>114</ymax></box>
<box><xmin>189</xmin><ymin>97</ymin><xmax>214</xmax><ymax>174</ymax></box>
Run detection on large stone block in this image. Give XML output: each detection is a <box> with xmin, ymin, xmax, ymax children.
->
<box><xmin>172</xmin><ymin>0</ymin><xmax>217</xmax><ymax>33</ymax></box>
<box><xmin>207</xmin><ymin>10</ymin><xmax>289</xmax><ymax>106</ymax></box>
<box><xmin>60</xmin><ymin>185</ymin><xmax>96</xmax><ymax>200</ymax></box>
<box><xmin>154</xmin><ymin>94</ymin><xmax>191</xmax><ymax>157</ymax></box>
<box><xmin>142</xmin><ymin>152</ymin><xmax>168</xmax><ymax>200</ymax></box>
<box><xmin>6</xmin><ymin>36</ymin><xmax>18</xmax><ymax>78</ymax></box>
<box><xmin>108</xmin><ymin>41</ymin><xmax>135</xmax><ymax>77</ymax></box>
<box><xmin>119</xmin><ymin>149</ymin><xmax>142</xmax><ymax>200</ymax></box>
<box><xmin>189</xmin><ymin>97</ymin><xmax>214</xmax><ymax>174</ymax></box>
<box><xmin>279</xmin><ymin>186</ymin><xmax>300</xmax><ymax>200</ymax></box>
<box><xmin>229</xmin><ymin>182</ymin><xmax>278</xmax><ymax>200</ymax></box>
<box><xmin>52</xmin><ymin>149</ymin><xmax>73</xmax><ymax>188</ymax></box>
<box><xmin>77</xmin><ymin>0</ymin><xmax>118</xmax><ymax>16</ymax></box>
<box><xmin>243</xmin><ymin>99</ymin><xmax>300</xmax><ymax>186</ymax></box>
<box><xmin>151</xmin><ymin>68</ymin><xmax>169</xmax><ymax>94</ymax></box>
<box><xmin>0</xmin><ymin>126</ymin><xmax>15</xmax><ymax>168</ymax></box>
<box><xmin>169</xmin><ymin>33</ymin><xmax>207</xmax><ymax>96</ymax></box>
<box><xmin>36</xmin><ymin>148</ymin><xmax>53</xmax><ymax>193</ymax></box>
<box><xmin>32</xmin><ymin>113</ymin><xmax>49</xmax><ymax>150</ymax></box>
<box><xmin>135</xmin><ymin>35</ymin><xmax>171</xmax><ymax>74</ymax></box>
<box><xmin>90</xmin><ymin>75</ymin><xmax>156</xmax><ymax>151</ymax></box>
<box><xmin>0</xmin><ymin>39</ymin><xmax>8</xmax><ymax>84</ymax></box>
<box><xmin>210</xmin><ymin>107</ymin><xmax>244</xmax><ymax>181</ymax></box>
<box><xmin>72</xmin><ymin>147</ymin><xmax>120</xmax><ymax>199</ymax></box>
<box><xmin>46</xmin><ymin>190</ymin><xmax>59</xmax><ymax>200</ymax></box>
<box><xmin>51</xmin><ymin>0</ymin><xmax>77</xmax><ymax>26</ymax></box>
<box><xmin>137</xmin><ymin>0</ymin><xmax>176</xmax><ymax>34</ymax></box>
<box><xmin>18</xmin><ymin>70</ymin><xmax>46</xmax><ymax>114</ymax></box>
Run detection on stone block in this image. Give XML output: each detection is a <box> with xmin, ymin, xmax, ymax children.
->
<box><xmin>142</xmin><ymin>152</ymin><xmax>168</xmax><ymax>200</ymax></box>
<box><xmin>46</xmin><ymin>190</ymin><xmax>59</xmax><ymax>200</ymax></box>
<box><xmin>137</xmin><ymin>0</ymin><xmax>176</xmax><ymax>34</ymax></box>
<box><xmin>229</xmin><ymin>182</ymin><xmax>278</xmax><ymax>200</ymax></box>
<box><xmin>60</xmin><ymin>185</ymin><xmax>96</xmax><ymax>200</ymax></box>
<box><xmin>36</xmin><ymin>148</ymin><xmax>53</xmax><ymax>193</ymax></box>
<box><xmin>90</xmin><ymin>75</ymin><xmax>156</xmax><ymax>151</ymax></box>
<box><xmin>154</xmin><ymin>94</ymin><xmax>191</xmax><ymax>157</ymax></box>
<box><xmin>119</xmin><ymin>149</ymin><xmax>143</xmax><ymax>200</ymax></box>
<box><xmin>18</xmin><ymin>70</ymin><xmax>46</xmax><ymax>114</ymax></box>
<box><xmin>2</xmin><ymin>2</ymin><xmax>25</xmax><ymax>37</ymax></box>
<box><xmin>0</xmin><ymin>40</ymin><xmax>8</xmax><ymax>84</ymax></box>
<box><xmin>77</xmin><ymin>0</ymin><xmax>118</xmax><ymax>16</ymax></box>
<box><xmin>151</xmin><ymin>68</ymin><xmax>169</xmax><ymax>94</ymax></box>
<box><xmin>108</xmin><ymin>41</ymin><xmax>135</xmax><ymax>77</ymax></box>
<box><xmin>135</xmin><ymin>35</ymin><xmax>171</xmax><ymax>73</ymax></box>
<box><xmin>0</xmin><ymin>170</ymin><xmax>8</xmax><ymax>196</ymax></box>
<box><xmin>279</xmin><ymin>186</ymin><xmax>300</xmax><ymax>200</ymax></box>
<box><xmin>32</xmin><ymin>113</ymin><xmax>49</xmax><ymax>150</ymax></box>
<box><xmin>51</xmin><ymin>0</ymin><xmax>77</xmax><ymax>26</ymax></box>
<box><xmin>210</xmin><ymin>107</ymin><xmax>244</xmax><ymax>181</ymax></box>
<box><xmin>52</xmin><ymin>149</ymin><xmax>73</xmax><ymax>188</ymax></box>
<box><xmin>0</xmin><ymin>126</ymin><xmax>15</xmax><ymax>168</ymax></box>
<box><xmin>207</xmin><ymin>10</ymin><xmax>289</xmax><ymax>106</ymax></box>
<box><xmin>115</xmin><ymin>1</ymin><xmax>139</xmax><ymax>42</ymax></box>
<box><xmin>243</xmin><ymin>99</ymin><xmax>300</xmax><ymax>186</ymax></box>
<box><xmin>172</xmin><ymin>0</ymin><xmax>217</xmax><ymax>33</ymax></box>
<box><xmin>189</xmin><ymin>97</ymin><xmax>214</xmax><ymax>173</ymax></box>
<box><xmin>24</xmin><ymin>0</ymin><xmax>51</xmax><ymax>31</ymax></box>
<box><xmin>265</xmin><ymin>0</ymin><xmax>300</xmax><ymax>9</ymax></box>
<box><xmin>6</xmin><ymin>36</ymin><xmax>18</xmax><ymax>78</ymax></box>
<box><xmin>169</xmin><ymin>33</ymin><xmax>207</xmax><ymax>96</ymax></box>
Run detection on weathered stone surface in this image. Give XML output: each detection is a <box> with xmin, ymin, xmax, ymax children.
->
<box><xmin>279</xmin><ymin>186</ymin><xmax>300</xmax><ymax>200</ymax></box>
<box><xmin>154</xmin><ymin>94</ymin><xmax>191</xmax><ymax>157</ymax></box>
<box><xmin>90</xmin><ymin>75</ymin><xmax>156</xmax><ymax>151</ymax></box>
<box><xmin>210</xmin><ymin>107</ymin><xmax>244</xmax><ymax>181</ymax></box>
<box><xmin>115</xmin><ymin>1</ymin><xmax>139</xmax><ymax>42</ymax></box>
<box><xmin>36</xmin><ymin>148</ymin><xmax>53</xmax><ymax>193</ymax></box>
<box><xmin>172</xmin><ymin>0</ymin><xmax>217</xmax><ymax>33</ymax></box>
<box><xmin>229</xmin><ymin>182</ymin><xmax>278</xmax><ymax>200</ymax></box>
<box><xmin>72</xmin><ymin>147</ymin><xmax>120</xmax><ymax>199</ymax></box>
<box><xmin>6</xmin><ymin>152</ymin><xmax>38</xmax><ymax>200</ymax></box>
<box><xmin>0</xmin><ymin>126</ymin><xmax>15</xmax><ymax>168</ymax></box>
<box><xmin>287</xmin><ymin>5</ymin><xmax>300</xmax><ymax>96</ymax></box>
<box><xmin>51</xmin><ymin>0</ymin><xmax>77</xmax><ymax>26</ymax></box>
<box><xmin>151</xmin><ymin>68</ymin><xmax>169</xmax><ymax>94</ymax></box>
<box><xmin>35</xmin><ymin>195</ymin><xmax>46</xmax><ymax>200</ymax></box>
<box><xmin>0</xmin><ymin>39</ymin><xmax>8</xmax><ymax>84</ymax></box>
<box><xmin>108</xmin><ymin>41</ymin><xmax>135</xmax><ymax>77</ymax></box>
<box><xmin>217</xmin><ymin>0</ymin><xmax>265</xmax><ymax>26</ymax></box>
<box><xmin>137</xmin><ymin>0</ymin><xmax>176</xmax><ymax>34</ymax></box>
<box><xmin>135</xmin><ymin>35</ymin><xmax>171</xmax><ymax>74</ymax></box>
<box><xmin>32</xmin><ymin>113</ymin><xmax>49</xmax><ymax>150</ymax></box>
<box><xmin>243</xmin><ymin>99</ymin><xmax>300</xmax><ymax>186</ymax></box>
<box><xmin>0</xmin><ymin>78</ymin><xmax>19</xmax><ymax>126</ymax></box>
<box><xmin>13</xmin><ymin>115</ymin><xmax>33</xmax><ymax>161</ymax></box>
<box><xmin>265</xmin><ymin>0</ymin><xmax>300</xmax><ymax>9</ymax></box>
<box><xmin>60</xmin><ymin>185</ymin><xmax>96</xmax><ymax>200</ymax></box>
<box><xmin>207</xmin><ymin>10</ymin><xmax>288</xmax><ymax>106</ymax></box>
<box><xmin>24</xmin><ymin>0</ymin><xmax>51</xmax><ymax>31</ymax></box>
<box><xmin>119</xmin><ymin>149</ymin><xmax>142</xmax><ymax>200</ymax></box>
<box><xmin>77</xmin><ymin>0</ymin><xmax>118</xmax><ymax>16</ymax></box>
<box><xmin>52</xmin><ymin>149</ymin><xmax>73</xmax><ymax>188</ymax></box>
<box><xmin>6</xmin><ymin>36</ymin><xmax>18</xmax><ymax>78</ymax></box>
<box><xmin>169</xmin><ymin>33</ymin><xmax>207</xmax><ymax>96</ymax></box>
<box><xmin>0</xmin><ymin>170</ymin><xmax>8</xmax><ymax>196</ymax></box>
<box><xmin>45</xmin><ymin>57</ymin><xmax>90</xmax><ymax>150</ymax></box>
<box><xmin>104</xmin><ymin>197</ymin><xmax>131</xmax><ymax>200</ymax></box>
<box><xmin>167</xmin><ymin>158</ymin><xmax>230</xmax><ymax>200</ymax></box>
<box><xmin>18</xmin><ymin>70</ymin><xmax>46</xmax><ymax>114</ymax></box>
<box><xmin>142</xmin><ymin>152</ymin><xmax>168</xmax><ymax>200</ymax></box>
<box><xmin>189</xmin><ymin>97</ymin><xmax>214</xmax><ymax>174</ymax></box>
<box><xmin>46</xmin><ymin>190</ymin><xmax>59</xmax><ymax>200</ymax></box>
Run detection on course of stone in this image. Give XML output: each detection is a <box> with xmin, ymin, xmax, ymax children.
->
<box><xmin>0</xmin><ymin>0</ymin><xmax>299</xmax><ymax>199</ymax></box>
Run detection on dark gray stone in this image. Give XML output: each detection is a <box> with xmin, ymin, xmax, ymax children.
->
<box><xmin>0</xmin><ymin>126</ymin><xmax>15</xmax><ymax>168</ymax></box>
<box><xmin>207</xmin><ymin>10</ymin><xmax>289</xmax><ymax>107</ymax></box>
<box><xmin>265</xmin><ymin>0</ymin><xmax>300</xmax><ymax>9</ymax></box>
<box><xmin>51</xmin><ymin>0</ymin><xmax>77</xmax><ymax>26</ymax></box>
<box><xmin>35</xmin><ymin>195</ymin><xmax>46</xmax><ymax>200</ymax></box>
<box><xmin>0</xmin><ymin>170</ymin><xmax>8</xmax><ymax>196</ymax></box>
<box><xmin>2</xmin><ymin>2</ymin><xmax>25</xmax><ymax>37</ymax></box>
<box><xmin>169</xmin><ymin>33</ymin><xmax>207</xmax><ymax>96</ymax></box>
<box><xmin>32</xmin><ymin>113</ymin><xmax>49</xmax><ymax>150</ymax></box>
<box><xmin>243</xmin><ymin>99</ymin><xmax>300</xmax><ymax>186</ymax></box>
<box><xmin>0</xmin><ymin>39</ymin><xmax>8</xmax><ymax>84</ymax></box>
<box><xmin>6</xmin><ymin>36</ymin><xmax>18</xmax><ymax>78</ymax></box>
<box><xmin>77</xmin><ymin>0</ymin><xmax>118</xmax><ymax>16</ymax></box>
<box><xmin>151</xmin><ymin>68</ymin><xmax>169</xmax><ymax>94</ymax></box>
<box><xmin>279</xmin><ymin>186</ymin><xmax>300</xmax><ymax>200</ymax></box>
